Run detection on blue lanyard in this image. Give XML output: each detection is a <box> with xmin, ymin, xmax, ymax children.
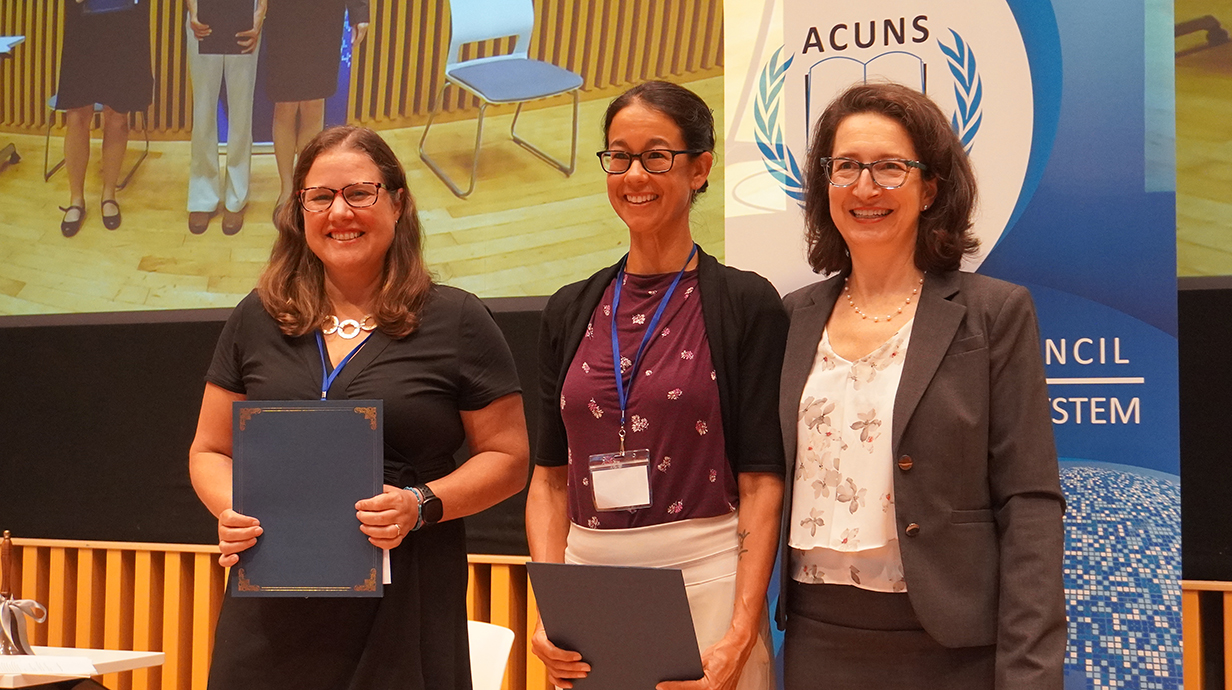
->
<box><xmin>315</xmin><ymin>330</ymin><xmax>373</xmax><ymax>400</ymax></box>
<box><xmin>610</xmin><ymin>243</ymin><xmax>697</xmax><ymax>450</ymax></box>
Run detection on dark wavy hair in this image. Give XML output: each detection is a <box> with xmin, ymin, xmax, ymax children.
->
<box><xmin>803</xmin><ymin>82</ymin><xmax>979</xmax><ymax>274</ymax></box>
<box><xmin>258</xmin><ymin>126</ymin><xmax>432</xmax><ymax>339</ymax></box>
<box><xmin>602</xmin><ymin>80</ymin><xmax>715</xmax><ymax>199</ymax></box>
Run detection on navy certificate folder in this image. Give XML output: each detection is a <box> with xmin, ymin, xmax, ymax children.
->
<box><xmin>232</xmin><ymin>400</ymin><xmax>383</xmax><ymax>597</ymax></box>
<box><xmin>198</xmin><ymin>0</ymin><xmax>253</xmax><ymax>55</ymax></box>
<box><xmin>526</xmin><ymin>562</ymin><xmax>704</xmax><ymax>689</ymax></box>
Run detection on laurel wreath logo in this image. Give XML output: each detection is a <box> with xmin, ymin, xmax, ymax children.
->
<box><xmin>755</xmin><ymin>34</ymin><xmax>982</xmax><ymax>201</ymax></box>
<box><xmin>937</xmin><ymin>29</ymin><xmax>983</xmax><ymax>155</ymax></box>
<box><xmin>754</xmin><ymin>46</ymin><xmax>805</xmax><ymax>202</ymax></box>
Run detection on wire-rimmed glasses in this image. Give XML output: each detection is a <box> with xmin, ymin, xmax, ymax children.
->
<box><xmin>819</xmin><ymin>157</ymin><xmax>928</xmax><ymax>189</ymax></box>
<box><xmin>596</xmin><ymin>149</ymin><xmax>704</xmax><ymax>174</ymax></box>
<box><xmin>298</xmin><ymin>182</ymin><xmax>386</xmax><ymax>212</ymax></box>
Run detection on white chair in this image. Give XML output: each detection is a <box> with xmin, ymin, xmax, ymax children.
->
<box><xmin>468</xmin><ymin>620</ymin><xmax>515</xmax><ymax>690</ymax></box>
<box><xmin>418</xmin><ymin>0</ymin><xmax>584</xmax><ymax>198</ymax></box>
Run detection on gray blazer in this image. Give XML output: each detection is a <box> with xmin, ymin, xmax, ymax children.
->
<box><xmin>777</xmin><ymin>270</ymin><xmax>1066</xmax><ymax>689</ymax></box>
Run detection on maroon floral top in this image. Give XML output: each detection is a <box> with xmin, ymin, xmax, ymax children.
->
<box><xmin>560</xmin><ymin>270</ymin><xmax>738</xmax><ymax>529</ymax></box>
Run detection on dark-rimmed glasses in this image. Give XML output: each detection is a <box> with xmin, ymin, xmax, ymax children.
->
<box><xmin>596</xmin><ymin>149</ymin><xmax>704</xmax><ymax>174</ymax></box>
<box><xmin>819</xmin><ymin>157</ymin><xmax>928</xmax><ymax>189</ymax></box>
<box><xmin>298</xmin><ymin>182</ymin><xmax>386</xmax><ymax>212</ymax></box>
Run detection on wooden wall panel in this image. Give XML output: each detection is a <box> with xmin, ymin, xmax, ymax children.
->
<box><xmin>8</xmin><ymin>538</ymin><xmax>545</xmax><ymax>690</ymax></box>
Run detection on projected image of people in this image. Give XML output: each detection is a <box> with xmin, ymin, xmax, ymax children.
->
<box><xmin>262</xmin><ymin>0</ymin><xmax>369</xmax><ymax>210</ymax></box>
<box><xmin>185</xmin><ymin>0</ymin><xmax>267</xmax><ymax>235</ymax></box>
<box><xmin>55</xmin><ymin>0</ymin><xmax>152</xmax><ymax>237</ymax></box>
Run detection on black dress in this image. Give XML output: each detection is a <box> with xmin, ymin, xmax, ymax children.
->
<box><xmin>56</xmin><ymin>0</ymin><xmax>152</xmax><ymax>112</ymax></box>
<box><xmin>204</xmin><ymin>287</ymin><xmax>521</xmax><ymax>690</ymax></box>
<box><xmin>262</xmin><ymin>0</ymin><xmax>368</xmax><ymax>102</ymax></box>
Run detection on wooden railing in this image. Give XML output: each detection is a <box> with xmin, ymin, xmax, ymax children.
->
<box><xmin>1182</xmin><ymin>579</ymin><xmax>1232</xmax><ymax>690</ymax></box>
<box><xmin>0</xmin><ymin>0</ymin><xmax>723</xmax><ymax>138</ymax></box>
<box><xmin>6</xmin><ymin>538</ymin><xmax>548</xmax><ymax>690</ymax></box>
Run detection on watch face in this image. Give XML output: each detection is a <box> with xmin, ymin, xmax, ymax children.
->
<box><xmin>422</xmin><ymin>496</ymin><xmax>444</xmax><ymax>524</ymax></box>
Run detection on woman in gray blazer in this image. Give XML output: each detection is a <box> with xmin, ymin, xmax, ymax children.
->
<box><xmin>777</xmin><ymin>82</ymin><xmax>1065</xmax><ymax>689</ymax></box>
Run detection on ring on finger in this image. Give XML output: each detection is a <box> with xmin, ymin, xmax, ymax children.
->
<box><xmin>393</xmin><ymin>522</ymin><xmax>402</xmax><ymax>537</ymax></box>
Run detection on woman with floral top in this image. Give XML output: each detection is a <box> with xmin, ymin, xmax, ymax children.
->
<box><xmin>526</xmin><ymin>81</ymin><xmax>788</xmax><ymax>690</ymax></box>
<box><xmin>777</xmin><ymin>82</ymin><xmax>1065</xmax><ymax>689</ymax></box>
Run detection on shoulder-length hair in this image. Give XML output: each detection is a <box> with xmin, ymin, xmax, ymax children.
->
<box><xmin>803</xmin><ymin>82</ymin><xmax>979</xmax><ymax>274</ymax></box>
<box><xmin>257</xmin><ymin>126</ymin><xmax>432</xmax><ymax>339</ymax></box>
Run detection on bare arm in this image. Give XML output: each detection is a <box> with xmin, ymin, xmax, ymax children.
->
<box><xmin>356</xmin><ymin>393</ymin><xmax>529</xmax><ymax>548</ymax></box>
<box><xmin>659</xmin><ymin>472</ymin><xmax>783</xmax><ymax>690</ymax></box>
<box><xmin>526</xmin><ymin>464</ymin><xmax>590</xmax><ymax>687</ymax></box>
<box><xmin>235</xmin><ymin>0</ymin><xmax>267</xmax><ymax>52</ymax></box>
<box><xmin>526</xmin><ymin>465</ymin><xmax>569</xmax><ymax>563</ymax></box>
<box><xmin>188</xmin><ymin>383</ymin><xmax>261</xmax><ymax>567</ymax></box>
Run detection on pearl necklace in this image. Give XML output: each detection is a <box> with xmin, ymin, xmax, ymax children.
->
<box><xmin>843</xmin><ymin>276</ymin><xmax>923</xmax><ymax>323</ymax></box>
<box><xmin>323</xmin><ymin>314</ymin><xmax>377</xmax><ymax>339</ymax></box>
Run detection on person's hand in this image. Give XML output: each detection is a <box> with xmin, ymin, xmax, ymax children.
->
<box><xmin>236</xmin><ymin>24</ymin><xmax>260</xmax><ymax>53</ymax></box>
<box><xmin>656</xmin><ymin>636</ymin><xmax>746</xmax><ymax>690</ymax></box>
<box><xmin>531</xmin><ymin>619</ymin><xmax>590</xmax><ymax>688</ymax></box>
<box><xmin>217</xmin><ymin>509</ymin><xmax>261</xmax><ymax>568</ymax></box>
<box><xmin>189</xmin><ymin>16</ymin><xmax>211</xmax><ymax>40</ymax></box>
<box><xmin>356</xmin><ymin>484</ymin><xmax>416</xmax><ymax>549</ymax></box>
<box><xmin>351</xmin><ymin>22</ymin><xmax>369</xmax><ymax>48</ymax></box>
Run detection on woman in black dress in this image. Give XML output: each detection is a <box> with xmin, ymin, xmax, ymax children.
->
<box><xmin>56</xmin><ymin>0</ymin><xmax>152</xmax><ymax>236</ymax></box>
<box><xmin>263</xmin><ymin>0</ymin><xmax>369</xmax><ymax>207</ymax></box>
<box><xmin>188</xmin><ymin>125</ymin><xmax>528</xmax><ymax>689</ymax></box>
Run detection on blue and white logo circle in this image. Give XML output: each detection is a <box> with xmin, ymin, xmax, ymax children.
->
<box><xmin>765</xmin><ymin>2</ymin><xmax>1046</xmax><ymax>270</ymax></box>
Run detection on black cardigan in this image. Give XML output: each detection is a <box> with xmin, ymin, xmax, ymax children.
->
<box><xmin>535</xmin><ymin>248</ymin><xmax>789</xmax><ymax>478</ymax></box>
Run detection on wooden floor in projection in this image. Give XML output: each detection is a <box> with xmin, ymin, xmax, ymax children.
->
<box><xmin>1176</xmin><ymin>1</ymin><xmax>1232</xmax><ymax>277</ymax></box>
<box><xmin>0</xmin><ymin>76</ymin><xmax>724</xmax><ymax>315</ymax></box>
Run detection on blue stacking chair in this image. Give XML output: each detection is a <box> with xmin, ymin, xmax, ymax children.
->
<box><xmin>418</xmin><ymin>0</ymin><xmax>584</xmax><ymax>198</ymax></box>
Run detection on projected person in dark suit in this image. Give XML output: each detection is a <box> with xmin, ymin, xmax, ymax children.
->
<box><xmin>262</xmin><ymin>0</ymin><xmax>369</xmax><ymax>209</ymax></box>
<box><xmin>188</xmin><ymin>126</ymin><xmax>528</xmax><ymax>689</ymax></box>
<box><xmin>55</xmin><ymin>0</ymin><xmax>152</xmax><ymax>237</ymax></box>
<box><xmin>527</xmin><ymin>81</ymin><xmax>787</xmax><ymax>690</ymax></box>
<box><xmin>185</xmin><ymin>0</ymin><xmax>267</xmax><ymax>235</ymax></box>
<box><xmin>777</xmin><ymin>82</ymin><xmax>1065</xmax><ymax>689</ymax></box>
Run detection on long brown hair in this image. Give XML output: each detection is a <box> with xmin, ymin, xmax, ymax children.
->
<box><xmin>257</xmin><ymin>126</ymin><xmax>432</xmax><ymax>339</ymax></box>
<box><xmin>803</xmin><ymin>82</ymin><xmax>979</xmax><ymax>274</ymax></box>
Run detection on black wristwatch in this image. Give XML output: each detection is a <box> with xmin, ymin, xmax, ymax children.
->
<box><xmin>409</xmin><ymin>484</ymin><xmax>443</xmax><ymax>530</ymax></box>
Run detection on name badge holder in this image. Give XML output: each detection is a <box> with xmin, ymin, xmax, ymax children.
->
<box><xmin>589</xmin><ymin>449</ymin><xmax>652</xmax><ymax>512</ymax></box>
<box><xmin>588</xmin><ymin>244</ymin><xmax>696</xmax><ymax>513</ymax></box>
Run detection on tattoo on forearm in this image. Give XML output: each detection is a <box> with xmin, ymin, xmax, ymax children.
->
<box><xmin>737</xmin><ymin>530</ymin><xmax>750</xmax><ymax>560</ymax></box>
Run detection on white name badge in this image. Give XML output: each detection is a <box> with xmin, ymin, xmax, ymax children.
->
<box><xmin>589</xmin><ymin>449</ymin><xmax>652</xmax><ymax>511</ymax></box>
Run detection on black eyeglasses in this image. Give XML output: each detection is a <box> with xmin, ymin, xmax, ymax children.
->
<box><xmin>596</xmin><ymin>149</ymin><xmax>704</xmax><ymax>174</ymax></box>
<box><xmin>819</xmin><ymin>157</ymin><xmax>928</xmax><ymax>189</ymax></box>
<box><xmin>298</xmin><ymin>182</ymin><xmax>386</xmax><ymax>212</ymax></box>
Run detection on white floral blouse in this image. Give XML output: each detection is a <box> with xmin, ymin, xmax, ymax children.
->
<box><xmin>789</xmin><ymin>319</ymin><xmax>914</xmax><ymax>592</ymax></box>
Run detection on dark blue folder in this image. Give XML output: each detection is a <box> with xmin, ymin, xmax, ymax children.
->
<box><xmin>198</xmin><ymin>0</ymin><xmax>253</xmax><ymax>55</ymax></box>
<box><xmin>232</xmin><ymin>400</ymin><xmax>384</xmax><ymax>597</ymax></box>
<box><xmin>526</xmin><ymin>562</ymin><xmax>704</xmax><ymax>688</ymax></box>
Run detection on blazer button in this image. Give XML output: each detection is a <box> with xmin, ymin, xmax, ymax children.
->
<box><xmin>905</xmin><ymin>523</ymin><xmax>921</xmax><ymax>537</ymax></box>
<box><xmin>897</xmin><ymin>455</ymin><xmax>913</xmax><ymax>471</ymax></box>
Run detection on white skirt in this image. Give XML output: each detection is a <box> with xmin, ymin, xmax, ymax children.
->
<box><xmin>566</xmin><ymin>512</ymin><xmax>774</xmax><ymax>690</ymax></box>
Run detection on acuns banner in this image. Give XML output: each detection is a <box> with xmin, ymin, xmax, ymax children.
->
<box><xmin>725</xmin><ymin>1</ymin><xmax>1180</xmax><ymax>687</ymax></box>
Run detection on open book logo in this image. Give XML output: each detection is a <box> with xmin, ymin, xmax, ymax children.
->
<box><xmin>753</xmin><ymin>1</ymin><xmax>1053</xmax><ymax>271</ymax></box>
<box><xmin>756</xmin><ymin>28</ymin><xmax>983</xmax><ymax>204</ymax></box>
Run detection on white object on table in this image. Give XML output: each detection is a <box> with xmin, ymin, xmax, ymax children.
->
<box><xmin>0</xmin><ymin>647</ymin><xmax>164</xmax><ymax>689</ymax></box>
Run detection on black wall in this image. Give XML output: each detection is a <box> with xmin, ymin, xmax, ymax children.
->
<box><xmin>2</xmin><ymin>289</ymin><xmax>1230</xmax><ymax>569</ymax></box>
<box><xmin>0</xmin><ymin>307</ymin><xmax>543</xmax><ymax>556</ymax></box>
